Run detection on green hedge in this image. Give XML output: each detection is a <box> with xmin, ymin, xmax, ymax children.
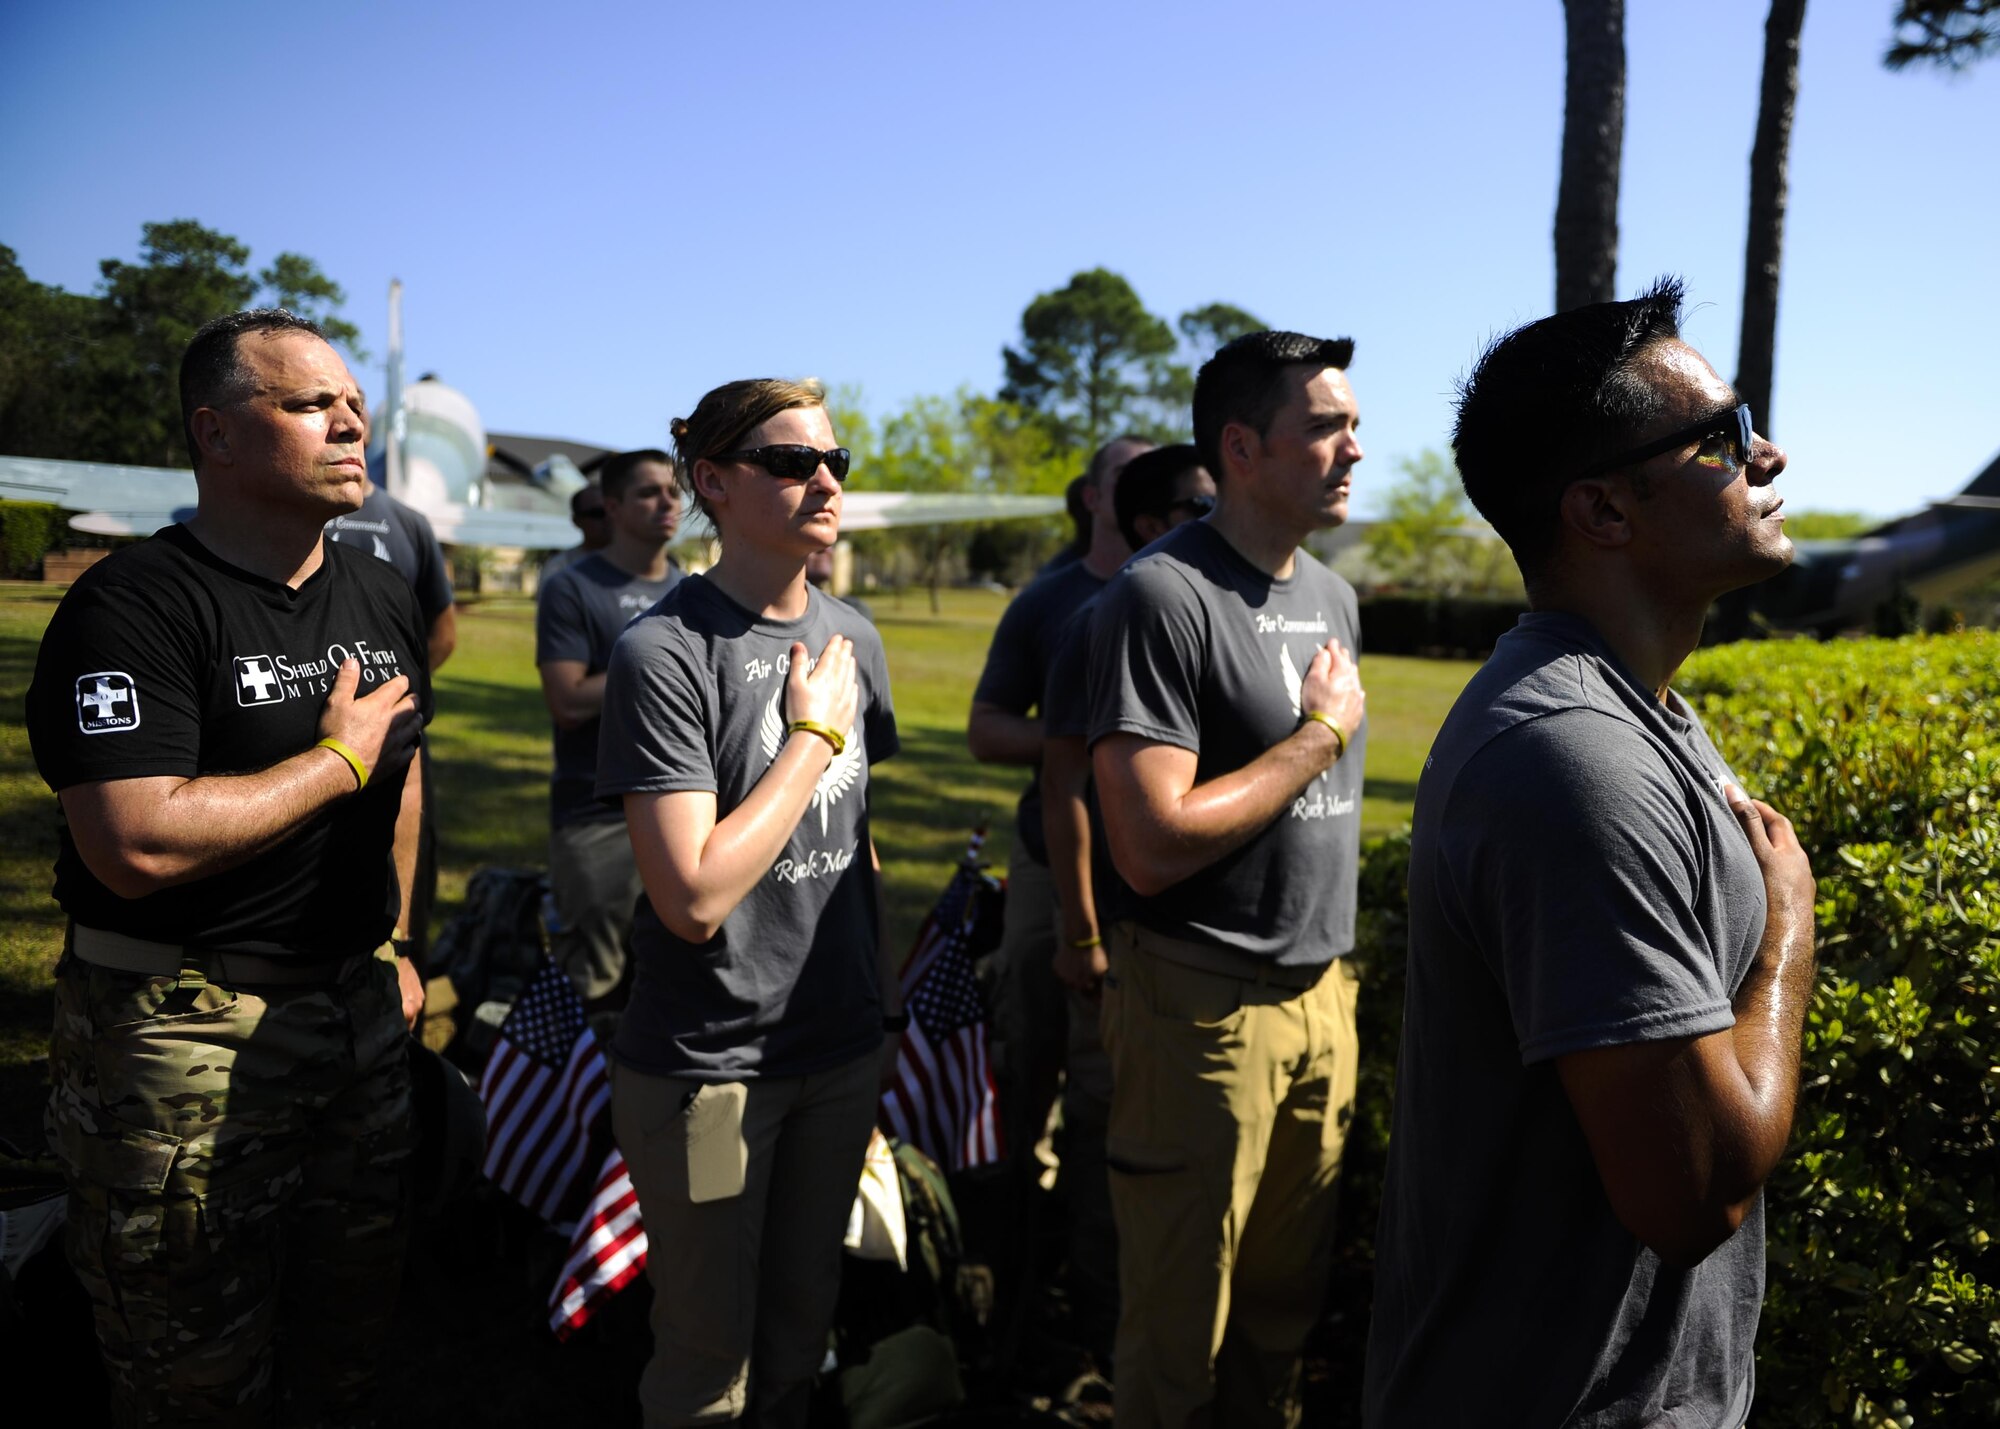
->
<box><xmin>0</xmin><ymin>500</ymin><xmax>63</xmax><ymax>577</ymax></box>
<box><xmin>1356</xmin><ymin>594</ymin><xmax>1527</xmax><ymax>657</ymax></box>
<box><xmin>1341</xmin><ymin>631</ymin><xmax>1999</xmax><ymax>1427</ymax></box>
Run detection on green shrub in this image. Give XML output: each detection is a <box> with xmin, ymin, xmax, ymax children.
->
<box><xmin>1339</xmin><ymin>632</ymin><xmax>1999</xmax><ymax>1427</ymax></box>
<box><xmin>0</xmin><ymin>500</ymin><xmax>63</xmax><ymax>577</ymax></box>
<box><xmin>1679</xmin><ymin>633</ymin><xmax>2000</xmax><ymax>1426</ymax></box>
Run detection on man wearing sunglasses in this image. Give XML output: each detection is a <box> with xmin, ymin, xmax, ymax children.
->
<box><xmin>540</xmin><ymin>481</ymin><xmax>616</xmax><ymax>591</ymax></box>
<box><xmin>536</xmin><ymin>449</ymin><xmax>682</xmax><ymax>1028</ymax></box>
<box><xmin>1364</xmin><ymin>278</ymin><xmax>1811</xmax><ymax>1429</ymax></box>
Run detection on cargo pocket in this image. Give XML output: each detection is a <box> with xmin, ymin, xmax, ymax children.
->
<box><xmin>51</xmin><ymin>1101</ymin><xmax>186</xmax><ymax>1345</ymax></box>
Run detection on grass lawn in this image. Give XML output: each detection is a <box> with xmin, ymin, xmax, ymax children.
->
<box><xmin>0</xmin><ymin>581</ymin><xmax>1478</xmax><ymax>1145</ymax></box>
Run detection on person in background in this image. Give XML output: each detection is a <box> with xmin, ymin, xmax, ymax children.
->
<box><xmin>536</xmin><ymin>448</ymin><xmax>682</xmax><ymax>1029</ymax></box>
<box><xmin>597</xmin><ymin>379</ymin><xmax>901</xmax><ymax>1427</ymax></box>
<box><xmin>806</xmin><ymin>543</ymin><xmax>873</xmax><ymax>622</ymax></box>
<box><xmin>967</xmin><ymin>433</ymin><xmax>1149</xmax><ymax>1263</ymax></box>
<box><xmin>1364</xmin><ymin>278</ymin><xmax>1809</xmax><ymax>1429</ymax></box>
<box><xmin>540</xmin><ymin>481</ymin><xmax>614</xmax><ymax>590</ymax></box>
<box><xmin>1087</xmin><ymin>331</ymin><xmax>1367</xmax><ymax>1427</ymax></box>
<box><xmin>1039</xmin><ymin>442</ymin><xmax>1217</xmax><ymax>1370</ymax></box>
<box><xmin>329</xmin><ymin>419</ymin><xmax>457</xmax><ymax>965</ymax></box>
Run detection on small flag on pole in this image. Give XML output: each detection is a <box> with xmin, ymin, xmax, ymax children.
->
<box><xmin>880</xmin><ymin>830</ymin><xmax>1004</xmax><ymax>1172</ymax></box>
<box><xmin>477</xmin><ymin>958</ymin><xmax>612</xmax><ymax>1223</ymax></box>
<box><xmin>550</xmin><ymin>1146</ymin><xmax>647</xmax><ymax>1338</ymax></box>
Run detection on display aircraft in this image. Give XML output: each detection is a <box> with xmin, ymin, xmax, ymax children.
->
<box><xmin>1712</xmin><ymin>446</ymin><xmax>2000</xmax><ymax>637</ymax></box>
<box><xmin>0</xmin><ymin>281</ymin><xmax>1063</xmax><ymax>547</ymax></box>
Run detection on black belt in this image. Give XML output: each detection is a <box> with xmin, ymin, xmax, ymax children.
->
<box><xmin>68</xmin><ymin>924</ymin><xmax>377</xmax><ymax>988</ymax></box>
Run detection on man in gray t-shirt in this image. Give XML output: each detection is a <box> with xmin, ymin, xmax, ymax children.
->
<box><xmin>1085</xmin><ymin>333</ymin><xmax>1368</xmax><ymax>1426</ymax></box>
<box><xmin>1364</xmin><ymin>280</ymin><xmax>1816</xmax><ymax>1428</ymax></box>
<box><xmin>535</xmin><ymin>450</ymin><xmax>681</xmax><ymax>1021</ymax></box>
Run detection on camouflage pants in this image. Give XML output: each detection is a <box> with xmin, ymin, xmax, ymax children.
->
<box><xmin>47</xmin><ymin>949</ymin><xmax>414</xmax><ymax>1428</ymax></box>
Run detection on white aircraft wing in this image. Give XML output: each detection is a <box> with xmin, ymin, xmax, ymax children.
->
<box><xmin>0</xmin><ymin>456</ymin><xmax>198</xmax><ymax>534</ymax></box>
<box><xmin>1</xmin><ymin>454</ymin><xmax>1067</xmax><ymax>546</ymax></box>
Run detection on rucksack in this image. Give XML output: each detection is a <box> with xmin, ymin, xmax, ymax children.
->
<box><xmin>425</xmin><ymin>867</ymin><xmax>548</xmax><ymax>1064</ymax></box>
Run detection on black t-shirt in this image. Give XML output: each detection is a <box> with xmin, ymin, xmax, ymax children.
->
<box><xmin>26</xmin><ymin>526</ymin><xmax>434</xmax><ymax>959</ymax></box>
<box><xmin>970</xmin><ymin>561</ymin><xmax>1109</xmax><ymax>865</ymax></box>
<box><xmin>325</xmin><ymin>483</ymin><xmax>455</xmax><ymax>627</ymax></box>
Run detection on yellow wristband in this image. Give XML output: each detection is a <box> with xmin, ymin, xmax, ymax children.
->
<box><xmin>1302</xmin><ymin>710</ymin><xmax>1348</xmax><ymax>761</ymax></box>
<box><xmin>788</xmin><ymin>719</ymin><xmax>846</xmax><ymax>756</ymax></box>
<box><xmin>316</xmin><ymin>736</ymin><xmax>368</xmax><ymax>790</ymax></box>
<box><xmin>1070</xmin><ymin>935</ymin><xmax>1103</xmax><ymax>950</ymax></box>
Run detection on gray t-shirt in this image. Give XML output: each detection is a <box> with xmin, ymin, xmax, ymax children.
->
<box><xmin>536</xmin><ymin>554</ymin><xmax>681</xmax><ymax>828</ymax></box>
<box><xmin>971</xmin><ymin>560</ymin><xmax>1109</xmax><ymax>866</ymax></box>
<box><xmin>1364</xmin><ymin>612</ymin><xmax>1767</xmax><ymax>1429</ymax></box>
<box><xmin>325</xmin><ymin>483</ymin><xmax>455</xmax><ymax>628</ymax></box>
<box><xmin>1085</xmin><ymin>521</ymin><xmax>1366</xmax><ymax>966</ymax></box>
<box><xmin>595</xmin><ymin>576</ymin><xmax>899</xmax><ymax>1081</ymax></box>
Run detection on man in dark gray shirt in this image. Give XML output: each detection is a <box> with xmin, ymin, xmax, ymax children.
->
<box><xmin>535</xmin><ymin>449</ymin><xmax>682</xmax><ymax>1024</ymax></box>
<box><xmin>1363</xmin><ymin>278</ymin><xmax>1817</xmax><ymax>1428</ymax></box>
<box><xmin>1086</xmin><ymin>332</ymin><xmax>1368</xmax><ymax>1427</ymax></box>
<box><xmin>968</xmin><ymin>433</ymin><xmax>1148</xmax><ymax>1201</ymax></box>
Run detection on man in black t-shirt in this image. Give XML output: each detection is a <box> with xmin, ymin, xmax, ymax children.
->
<box><xmin>1086</xmin><ymin>333</ymin><xmax>1368</xmax><ymax>1426</ymax></box>
<box><xmin>968</xmin><ymin>433</ymin><xmax>1148</xmax><ymax>1236</ymax></box>
<box><xmin>536</xmin><ymin>449</ymin><xmax>682</xmax><ymax>1027</ymax></box>
<box><xmin>27</xmin><ymin>310</ymin><xmax>431</xmax><ymax>1426</ymax></box>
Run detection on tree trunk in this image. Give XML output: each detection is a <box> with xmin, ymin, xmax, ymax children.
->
<box><xmin>1737</xmin><ymin>0</ymin><xmax>1809</xmax><ymax>438</ymax></box>
<box><xmin>1555</xmin><ymin>0</ymin><xmax>1626</xmax><ymax>311</ymax></box>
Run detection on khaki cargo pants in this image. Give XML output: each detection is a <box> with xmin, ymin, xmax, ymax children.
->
<box><xmin>47</xmin><ymin>949</ymin><xmax>414</xmax><ymax>1428</ymax></box>
<box><xmin>1101</xmin><ymin>924</ymin><xmax>1360</xmax><ymax>1429</ymax></box>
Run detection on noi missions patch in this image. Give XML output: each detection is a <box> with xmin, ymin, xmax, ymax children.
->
<box><xmin>75</xmin><ymin>671</ymin><xmax>141</xmax><ymax>734</ymax></box>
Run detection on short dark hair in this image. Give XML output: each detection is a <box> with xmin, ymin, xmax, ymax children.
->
<box><xmin>570</xmin><ymin>483</ymin><xmax>606</xmax><ymax>517</ymax></box>
<box><xmin>179</xmin><ymin>309</ymin><xmax>328</xmax><ymax>468</ymax></box>
<box><xmin>1085</xmin><ymin>433</ymin><xmax>1152</xmax><ymax>491</ymax></box>
<box><xmin>1452</xmin><ymin>275</ymin><xmax>1686</xmax><ymax>577</ymax></box>
<box><xmin>600</xmin><ymin>448</ymin><xmax>676</xmax><ymax>501</ymax></box>
<box><xmin>1113</xmin><ymin>444</ymin><xmax>1206</xmax><ymax>551</ymax></box>
<box><xmin>1192</xmin><ymin>330</ymin><xmax>1354</xmax><ymax>482</ymax></box>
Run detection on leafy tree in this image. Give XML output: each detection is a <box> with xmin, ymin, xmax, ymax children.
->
<box><xmin>92</xmin><ymin>220</ymin><xmax>258</xmax><ymax>465</ymax></box>
<box><xmin>1885</xmin><ymin>0</ymin><xmax>1999</xmax><ymax>68</ymax></box>
<box><xmin>259</xmin><ymin>252</ymin><xmax>366</xmax><ymax>357</ymax></box>
<box><xmin>1000</xmin><ymin>268</ymin><xmax>1178</xmax><ymax>455</ymax></box>
<box><xmin>0</xmin><ymin>221</ymin><xmax>364</xmax><ymax>467</ymax></box>
<box><xmin>0</xmin><ymin>246</ymin><xmax>101</xmax><ymax>459</ymax></box>
<box><xmin>1555</xmin><ymin>0</ymin><xmax>1626</xmax><ymax>311</ymax></box>
<box><xmin>1361</xmin><ymin>449</ymin><xmax>1520</xmax><ymax>596</ymax></box>
<box><xmin>1176</xmin><ymin>302</ymin><xmax>1265</xmax><ymax>355</ymax></box>
<box><xmin>1737</xmin><ymin>0</ymin><xmax>1809</xmax><ymax>440</ymax></box>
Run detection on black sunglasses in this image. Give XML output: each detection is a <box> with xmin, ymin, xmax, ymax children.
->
<box><xmin>1167</xmin><ymin>493</ymin><xmax>1217</xmax><ymax>517</ymax></box>
<box><xmin>1574</xmin><ymin>402</ymin><xmax>1755</xmax><ymax>483</ymax></box>
<box><xmin>718</xmin><ymin>445</ymin><xmax>851</xmax><ymax>483</ymax></box>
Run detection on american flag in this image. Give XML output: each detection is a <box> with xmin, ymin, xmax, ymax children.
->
<box><xmin>477</xmin><ymin>958</ymin><xmax>612</xmax><ymax>1223</ymax></box>
<box><xmin>880</xmin><ymin>831</ymin><xmax>1004</xmax><ymax>1171</ymax></box>
<box><xmin>549</xmin><ymin>1146</ymin><xmax>646</xmax><ymax>1338</ymax></box>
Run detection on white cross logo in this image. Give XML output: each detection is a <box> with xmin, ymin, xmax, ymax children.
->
<box><xmin>74</xmin><ymin>670</ymin><xmax>140</xmax><ymax>734</ymax></box>
<box><xmin>236</xmin><ymin>656</ymin><xmax>282</xmax><ymax>705</ymax></box>
<box><xmin>81</xmin><ymin>679</ymin><xmax>128</xmax><ymax>719</ymax></box>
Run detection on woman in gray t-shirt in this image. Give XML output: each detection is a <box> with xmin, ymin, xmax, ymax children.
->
<box><xmin>596</xmin><ymin>377</ymin><xmax>901</xmax><ymax>1425</ymax></box>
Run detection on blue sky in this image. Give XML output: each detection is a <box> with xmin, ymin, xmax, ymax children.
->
<box><xmin>2</xmin><ymin>1</ymin><xmax>1993</xmax><ymax>519</ymax></box>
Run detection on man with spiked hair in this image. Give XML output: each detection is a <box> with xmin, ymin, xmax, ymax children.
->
<box><xmin>1364</xmin><ymin>278</ymin><xmax>1812</xmax><ymax>1427</ymax></box>
<box><xmin>1086</xmin><ymin>331</ymin><xmax>1368</xmax><ymax>1426</ymax></box>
